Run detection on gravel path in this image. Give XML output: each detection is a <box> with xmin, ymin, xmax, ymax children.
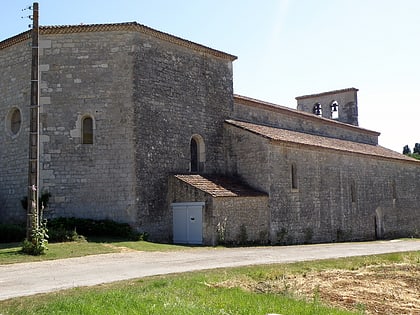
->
<box><xmin>1</xmin><ymin>239</ymin><xmax>419</xmax><ymax>301</ymax></box>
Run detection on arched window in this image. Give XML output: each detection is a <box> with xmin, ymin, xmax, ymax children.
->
<box><xmin>190</xmin><ymin>134</ymin><xmax>205</xmax><ymax>173</ymax></box>
<box><xmin>190</xmin><ymin>138</ymin><xmax>199</xmax><ymax>172</ymax></box>
<box><xmin>313</xmin><ymin>103</ymin><xmax>322</xmax><ymax>116</ymax></box>
<box><xmin>82</xmin><ymin>116</ymin><xmax>93</xmax><ymax>144</ymax></box>
<box><xmin>330</xmin><ymin>101</ymin><xmax>339</xmax><ymax>119</ymax></box>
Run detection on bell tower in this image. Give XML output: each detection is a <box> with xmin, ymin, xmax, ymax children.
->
<box><xmin>296</xmin><ymin>88</ymin><xmax>359</xmax><ymax>126</ymax></box>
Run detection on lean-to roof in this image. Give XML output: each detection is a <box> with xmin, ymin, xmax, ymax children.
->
<box><xmin>226</xmin><ymin>119</ymin><xmax>419</xmax><ymax>164</ymax></box>
<box><xmin>173</xmin><ymin>174</ymin><xmax>267</xmax><ymax>198</ymax></box>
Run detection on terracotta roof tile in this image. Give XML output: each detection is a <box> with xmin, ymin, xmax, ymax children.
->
<box><xmin>174</xmin><ymin>174</ymin><xmax>267</xmax><ymax>197</ymax></box>
<box><xmin>226</xmin><ymin>119</ymin><xmax>419</xmax><ymax>164</ymax></box>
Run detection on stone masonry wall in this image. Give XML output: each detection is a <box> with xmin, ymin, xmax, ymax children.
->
<box><xmin>0</xmin><ymin>41</ymin><xmax>31</xmax><ymax>223</ymax></box>
<box><xmin>133</xmin><ymin>32</ymin><xmax>234</xmax><ymax>240</ymax></box>
<box><xmin>223</xmin><ymin>123</ymin><xmax>271</xmax><ymax>193</ymax></box>
<box><xmin>269</xmin><ymin>144</ymin><xmax>420</xmax><ymax>244</ymax></box>
<box><xmin>226</xmin><ymin>125</ymin><xmax>420</xmax><ymax>244</ymax></box>
<box><xmin>36</xmin><ymin>31</ymin><xmax>138</xmax><ymax>223</ymax></box>
<box><xmin>213</xmin><ymin>197</ymin><xmax>269</xmax><ymax>245</ymax></box>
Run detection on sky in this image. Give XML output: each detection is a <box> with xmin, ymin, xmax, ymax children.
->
<box><xmin>1</xmin><ymin>0</ymin><xmax>419</xmax><ymax>152</ymax></box>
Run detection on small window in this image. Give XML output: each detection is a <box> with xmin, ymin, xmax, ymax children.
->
<box><xmin>392</xmin><ymin>180</ymin><xmax>397</xmax><ymax>200</ymax></box>
<box><xmin>6</xmin><ymin>107</ymin><xmax>22</xmax><ymax>136</ymax></box>
<box><xmin>313</xmin><ymin>103</ymin><xmax>322</xmax><ymax>116</ymax></box>
<box><xmin>190</xmin><ymin>138</ymin><xmax>199</xmax><ymax>173</ymax></box>
<box><xmin>291</xmin><ymin>163</ymin><xmax>298</xmax><ymax>189</ymax></box>
<box><xmin>82</xmin><ymin>116</ymin><xmax>93</xmax><ymax>144</ymax></box>
<box><xmin>351</xmin><ymin>180</ymin><xmax>357</xmax><ymax>203</ymax></box>
<box><xmin>11</xmin><ymin>109</ymin><xmax>21</xmax><ymax>134</ymax></box>
<box><xmin>190</xmin><ymin>134</ymin><xmax>205</xmax><ymax>173</ymax></box>
<box><xmin>330</xmin><ymin>101</ymin><xmax>339</xmax><ymax>119</ymax></box>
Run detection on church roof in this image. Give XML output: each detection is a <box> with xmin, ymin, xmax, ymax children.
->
<box><xmin>173</xmin><ymin>174</ymin><xmax>267</xmax><ymax>198</ymax></box>
<box><xmin>0</xmin><ymin>22</ymin><xmax>237</xmax><ymax>61</ymax></box>
<box><xmin>225</xmin><ymin>119</ymin><xmax>419</xmax><ymax>163</ymax></box>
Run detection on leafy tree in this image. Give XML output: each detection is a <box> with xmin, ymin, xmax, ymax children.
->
<box><xmin>414</xmin><ymin>143</ymin><xmax>420</xmax><ymax>155</ymax></box>
<box><xmin>403</xmin><ymin>145</ymin><xmax>411</xmax><ymax>155</ymax></box>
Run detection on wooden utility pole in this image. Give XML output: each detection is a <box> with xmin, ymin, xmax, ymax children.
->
<box><xmin>26</xmin><ymin>2</ymin><xmax>39</xmax><ymax>239</ymax></box>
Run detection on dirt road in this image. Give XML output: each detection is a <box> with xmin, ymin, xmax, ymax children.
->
<box><xmin>1</xmin><ymin>239</ymin><xmax>419</xmax><ymax>301</ymax></box>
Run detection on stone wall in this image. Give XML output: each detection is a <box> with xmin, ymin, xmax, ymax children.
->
<box><xmin>269</xmin><ymin>144</ymin><xmax>420</xmax><ymax>244</ymax></box>
<box><xmin>0</xmin><ymin>41</ymin><xmax>31</xmax><ymax>223</ymax></box>
<box><xmin>37</xmin><ymin>31</ymin><xmax>138</xmax><ymax>224</ymax></box>
<box><xmin>226</xmin><ymin>124</ymin><xmax>420</xmax><ymax>244</ymax></box>
<box><xmin>132</xmin><ymin>32</ymin><xmax>234</xmax><ymax>239</ymax></box>
<box><xmin>213</xmin><ymin>197</ymin><xmax>269</xmax><ymax>245</ymax></box>
<box><xmin>223</xmin><ymin>123</ymin><xmax>271</xmax><ymax>193</ymax></box>
<box><xmin>0</xmin><ymin>31</ymin><xmax>140</xmax><ymax>225</ymax></box>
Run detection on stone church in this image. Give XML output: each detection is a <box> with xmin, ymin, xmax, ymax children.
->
<box><xmin>1</xmin><ymin>22</ymin><xmax>419</xmax><ymax>245</ymax></box>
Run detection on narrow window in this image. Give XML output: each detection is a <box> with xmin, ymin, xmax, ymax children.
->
<box><xmin>190</xmin><ymin>138</ymin><xmax>199</xmax><ymax>173</ymax></box>
<box><xmin>190</xmin><ymin>134</ymin><xmax>205</xmax><ymax>173</ymax></box>
<box><xmin>351</xmin><ymin>180</ymin><xmax>356</xmax><ymax>203</ymax></box>
<box><xmin>82</xmin><ymin>116</ymin><xmax>93</xmax><ymax>144</ymax></box>
<box><xmin>392</xmin><ymin>180</ymin><xmax>397</xmax><ymax>200</ymax></box>
<box><xmin>330</xmin><ymin>101</ymin><xmax>339</xmax><ymax>119</ymax></box>
<box><xmin>291</xmin><ymin>163</ymin><xmax>298</xmax><ymax>189</ymax></box>
<box><xmin>313</xmin><ymin>103</ymin><xmax>322</xmax><ymax>116</ymax></box>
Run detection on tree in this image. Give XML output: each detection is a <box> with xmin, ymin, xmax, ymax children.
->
<box><xmin>413</xmin><ymin>143</ymin><xmax>420</xmax><ymax>155</ymax></box>
<box><xmin>403</xmin><ymin>145</ymin><xmax>411</xmax><ymax>155</ymax></box>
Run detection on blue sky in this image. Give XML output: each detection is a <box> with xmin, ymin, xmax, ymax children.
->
<box><xmin>1</xmin><ymin>0</ymin><xmax>419</xmax><ymax>152</ymax></box>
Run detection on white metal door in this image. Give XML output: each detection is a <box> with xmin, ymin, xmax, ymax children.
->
<box><xmin>172</xmin><ymin>202</ymin><xmax>203</xmax><ymax>244</ymax></box>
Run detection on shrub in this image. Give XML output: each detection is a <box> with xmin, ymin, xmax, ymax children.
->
<box><xmin>237</xmin><ymin>224</ymin><xmax>248</xmax><ymax>245</ymax></box>
<box><xmin>276</xmin><ymin>227</ymin><xmax>288</xmax><ymax>245</ymax></box>
<box><xmin>304</xmin><ymin>227</ymin><xmax>313</xmax><ymax>244</ymax></box>
<box><xmin>21</xmin><ymin>220</ymin><xmax>48</xmax><ymax>256</ymax></box>
<box><xmin>48</xmin><ymin>225</ymin><xmax>85</xmax><ymax>243</ymax></box>
<box><xmin>0</xmin><ymin>223</ymin><xmax>26</xmax><ymax>243</ymax></box>
<box><xmin>48</xmin><ymin>217</ymin><xmax>136</xmax><ymax>239</ymax></box>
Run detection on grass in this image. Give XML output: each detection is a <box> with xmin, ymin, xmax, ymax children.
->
<box><xmin>0</xmin><ymin>265</ymin><xmax>358</xmax><ymax>315</ymax></box>
<box><xmin>0</xmin><ymin>239</ymin><xmax>195</xmax><ymax>265</ymax></box>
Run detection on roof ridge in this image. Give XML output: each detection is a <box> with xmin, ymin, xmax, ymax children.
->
<box><xmin>0</xmin><ymin>22</ymin><xmax>237</xmax><ymax>61</ymax></box>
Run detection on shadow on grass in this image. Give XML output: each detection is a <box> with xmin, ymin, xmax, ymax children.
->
<box><xmin>0</xmin><ymin>242</ymin><xmax>21</xmax><ymax>250</ymax></box>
